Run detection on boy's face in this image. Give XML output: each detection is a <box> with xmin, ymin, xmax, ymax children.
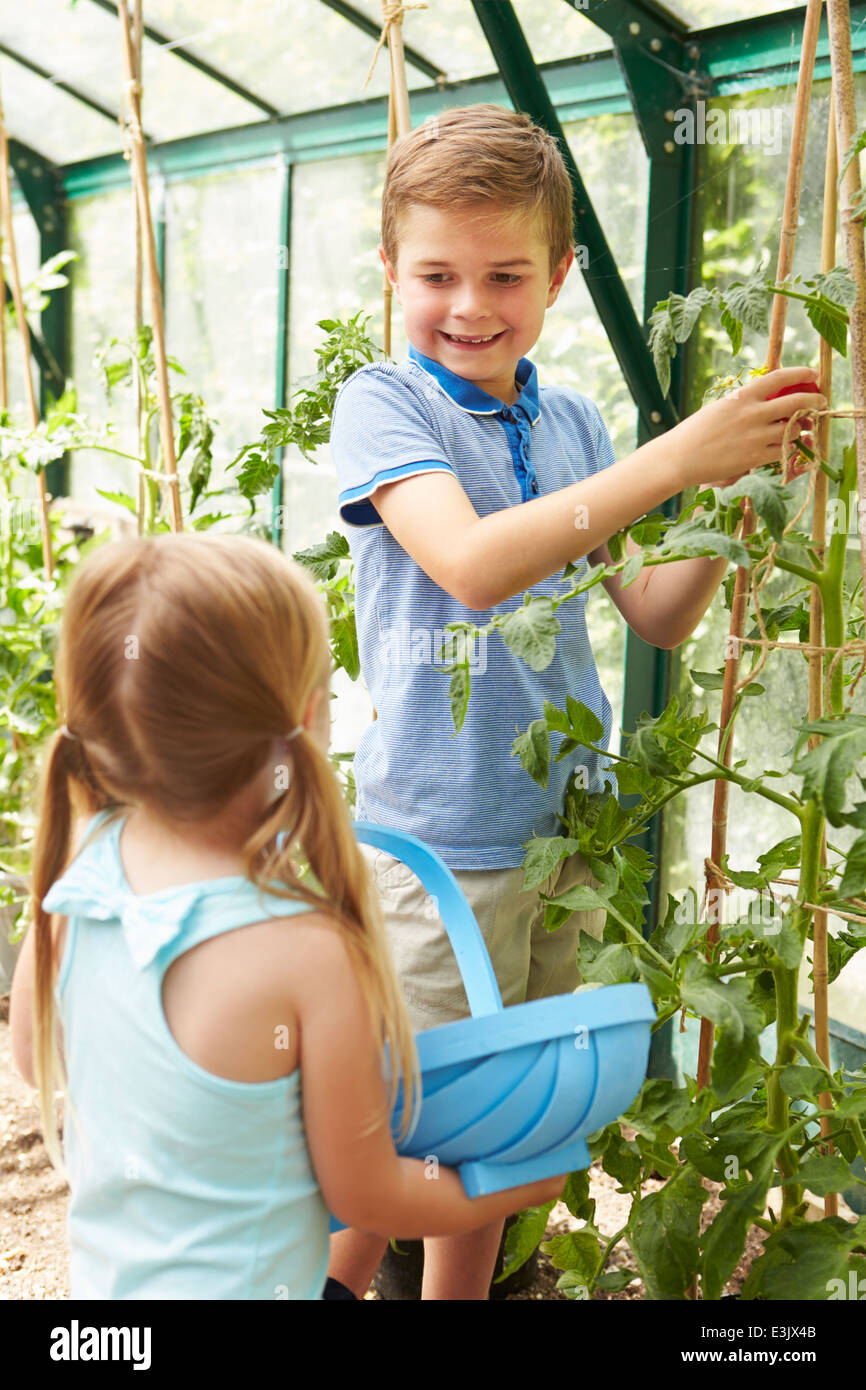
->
<box><xmin>380</xmin><ymin>201</ymin><xmax>573</xmax><ymax>405</ymax></box>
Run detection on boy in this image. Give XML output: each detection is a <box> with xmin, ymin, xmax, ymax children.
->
<box><xmin>327</xmin><ymin>103</ymin><xmax>822</xmax><ymax>1300</ymax></box>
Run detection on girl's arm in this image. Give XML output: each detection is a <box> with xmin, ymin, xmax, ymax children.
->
<box><xmin>294</xmin><ymin>920</ymin><xmax>566</xmax><ymax>1239</ymax></box>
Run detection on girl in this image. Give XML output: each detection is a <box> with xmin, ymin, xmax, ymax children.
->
<box><xmin>9</xmin><ymin>532</ymin><xmax>565</xmax><ymax>1300</ymax></box>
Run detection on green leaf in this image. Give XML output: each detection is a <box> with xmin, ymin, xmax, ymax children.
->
<box><xmin>292</xmin><ymin>530</ymin><xmax>350</xmax><ymax>583</ymax></box>
<box><xmin>539</xmin><ymin>1230</ymin><xmax>603</xmax><ymax>1285</ymax></box>
<box><xmin>498</xmin><ymin>595</ymin><xmax>561</xmax><ymax>672</ymax></box>
<box><xmin>564</xmin><ymin>697</ymin><xmax>605</xmax><ymax>746</ymax></box>
<box><xmin>577</xmin><ymin>936</ymin><xmax>639</xmax><ymax>985</ymax></box>
<box><xmin>719</xmin><ymin>300</ymin><xmax>743</xmax><ymax>355</ymax></box>
<box><xmin>716</xmin><ymin>469</ymin><xmax>791</xmax><ymax>544</ymax></box>
<box><xmin>681</xmin><ymin>957</ymin><xmax>764</xmax><ymax>1044</ymax></box>
<box><xmin>625</xmin><ymin>1077</ymin><xmax>707</xmax><ymax>1145</ymax></box>
<box><xmin>806</xmin><ymin>298</ymin><xmax>848</xmax><ymax>356</ymax></box>
<box><xmin>791</xmin><ymin>714</ymin><xmax>866</xmax><ymax>826</ymax></box>
<box><xmin>778</xmin><ymin>1063</ymin><xmax>830</xmax><ymax>1100</ymax></box>
<box><xmin>496</xmin><ymin>1201</ymin><xmax>556</xmax><ymax>1282</ymax></box>
<box><xmin>628</xmin><ymin>1164</ymin><xmax>708</xmax><ymax>1299</ymax></box>
<box><xmin>593</xmin><ymin>1268</ymin><xmax>640</xmax><ymax>1292</ymax></box>
<box><xmin>781</xmin><ymin>1155</ymin><xmax>862</xmax><ymax>1196</ymax></box>
<box><xmin>667</xmin><ymin>288</ymin><xmax>714</xmax><ymax>342</ymax></box>
<box><xmin>745</xmin><ymin>1219</ymin><xmax>860</xmax><ymax>1300</ymax></box>
<box><xmin>690</xmin><ymin>667</ymin><xmax>725</xmax><ymax>690</ymax></box>
<box><xmin>837</xmin><ymin>833</ymin><xmax>866</xmax><ymax>900</ymax></box>
<box><xmin>700</xmin><ymin>1170</ymin><xmax>774</xmax><ymax>1300</ymax></box>
<box><xmin>602</xmin><ymin>1130</ymin><xmax>642</xmax><ymax>1192</ymax></box>
<box><xmin>711</xmin><ymin>1027</ymin><xmax>763</xmax><ymax>1104</ymax></box>
<box><xmin>94</xmin><ymin>488</ymin><xmax>137</xmax><ymax>514</ymax></box>
<box><xmin>512</xmin><ymin>718</ymin><xmax>550</xmax><ymax>788</ymax></box>
<box><xmin>720</xmin><ymin>271</ymin><xmax>770</xmax><ymax>335</ymax></box>
<box><xmin>329</xmin><ymin>610</ymin><xmax>359</xmax><ymax>683</ymax></box>
<box><xmin>620</xmin><ymin>550</ymin><xmax>645</xmax><ymax>589</ymax></box>
<box><xmin>519</xmin><ymin>835</ymin><xmax>583</xmax><ymax>892</ymax></box>
<box><xmin>559</xmin><ymin>1168</ymin><xmax>594</xmax><ymax>1222</ymax></box>
<box><xmin>811</xmin><ymin>265</ymin><xmax>857</xmax><ymax>309</ymax></box>
<box><xmin>448</xmin><ymin>666</ymin><xmax>469</xmax><ymax>733</ymax></box>
<box><xmin>648</xmin><ymin>303</ymin><xmax>675</xmax><ymax>398</ymax></box>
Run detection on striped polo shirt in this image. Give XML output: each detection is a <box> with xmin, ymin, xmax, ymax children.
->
<box><xmin>330</xmin><ymin>341</ymin><xmax>618</xmax><ymax>871</ymax></box>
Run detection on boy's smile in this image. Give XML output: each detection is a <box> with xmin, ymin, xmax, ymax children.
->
<box><xmin>380</xmin><ymin>202</ymin><xmax>573</xmax><ymax>405</ymax></box>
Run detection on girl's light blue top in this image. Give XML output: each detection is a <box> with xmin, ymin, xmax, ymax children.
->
<box><xmin>42</xmin><ymin>806</ymin><xmax>331</xmax><ymax>1300</ymax></box>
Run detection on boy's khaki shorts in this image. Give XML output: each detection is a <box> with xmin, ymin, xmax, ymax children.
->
<box><xmin>358</xmin><ymin>841</ymin><xmax>607</xmax><ymax>1032</ymax></box>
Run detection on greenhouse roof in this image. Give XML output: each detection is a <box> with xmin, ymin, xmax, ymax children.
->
<box><xmin>0</xmin><ymin>1</ymin><xmax>855</xmax><ymax>169</ymax></box>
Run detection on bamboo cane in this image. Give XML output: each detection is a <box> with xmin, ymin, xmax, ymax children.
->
<box><xmin>115</xmin><ymin>0</ymin><xmax>182</xmax><ymax>532</ymax></box>
<box><xmin>365</xmin><ymin>1</ymin><xmax>418</xmax><ymax>721</ymax></box>
<box><xmin>695</xmin><ymin>0</ymin><xmax>824</xmax><ymax>1095</ymax></box>
<box><xmin>827</xmin><ymin>0</ymin><xmax>866</xmax><ymax>609</ymax></box>
<box><xmin>131</xmin><ymin>0</ymin><xmax>146</xmax><ymax>535</ymax></box>
<box><xmin>811</xmin><ymin>87</ymin><xmax>838</xmax><ymax>1219</ymax></box>
<box><xmin>0</xmin><ymin>78</ymin><xmax>55</xmax><ymax>578</ymax></box>
<box><xmin>367</xmin><ymin>1</ymin><xmax>418</xmax><ymax>360</ymax></box>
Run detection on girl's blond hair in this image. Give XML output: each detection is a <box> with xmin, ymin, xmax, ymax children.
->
<box><xmin>381</xmin><ymin>102</ymin><xmax>575</xmax><ymax>277</ymax></box>
<box><xmin>29</xmin><ymin>532</ymin><xmax>421</xmax><ymax>1174</ymax></box>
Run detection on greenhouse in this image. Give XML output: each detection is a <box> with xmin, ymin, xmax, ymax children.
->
<box><xmin>2</xmin><ymin>0</ymin><xmax>866</xmax><ymax>1319</ymax></box>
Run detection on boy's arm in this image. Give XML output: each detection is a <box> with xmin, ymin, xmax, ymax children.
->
<box><xmin>373</xmin><ymin>425</ymin><xmax>685</xmax><ymax>611</ymax></box>
<box><xmin>372</xmin><ymin>369</ymin><xmax>821</xmax><ymax>628</ymax></box>
<box><xmin>588</xmin><ymin>521</ymin><xmax>728</xmax><ymax>652</ymax></box>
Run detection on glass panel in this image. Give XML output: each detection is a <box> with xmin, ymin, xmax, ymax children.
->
<box><xmin>0</xmin><ymin>54</ymin><xmax>120</xmax><ymax>164</ymax></box>
<box><xmin>162</xmin><ymin>164</ymin><xmax>283</xmax><ymax>489</ymax></box>
<box><xmin>515</xmin><ymin>0</ymin><xmax>614</xmax><ymax>61</ymax></box>
<box><xmin>1</xmin><ymin>0</ymin><xmax>267</xmax><ymax>159</ymax></box>
<box><xmin>66</xmin><ymin>187</ymin><xmax>138</xmax><ymax>508</ymax></box>
<box><xmin>287</xmin><ymin>107</ymin><xmax>646</xmax><ymax>761</ymax></box>
<box><xmin>670</xmin><ymin>0</ymin><xmax>803</xmax><ymax>27</ymax></box>
<box><xmin>660</xmin><ymin>74</ymin><xmax>866</xmax><ymax>1044</ymax></box>
<box><xmin>349</xmin><ymin>0</ymin><xmax>613</xmax><ymax>79</ymax></box>
<box><xmin>141</xmin><ymin>0</ymin><xmax>418</xmax><ymax>116</ymax></box>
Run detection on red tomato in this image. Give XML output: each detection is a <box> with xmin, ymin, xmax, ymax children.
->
<box><xmin>766</xmin><ymin>380</ymin><xmax>822</xmax><ymax>401</ymax></box>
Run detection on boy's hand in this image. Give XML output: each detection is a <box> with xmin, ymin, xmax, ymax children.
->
<box><xmin>669</xmin><ymin>367</ymin><xmax>826</xmax><ymax>493</ymax></box>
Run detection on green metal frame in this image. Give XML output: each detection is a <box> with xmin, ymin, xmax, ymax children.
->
<box><xmin>6</xmin><ymin>2</ymin><xmax>866</xmax><ymax>1065</ymax></box>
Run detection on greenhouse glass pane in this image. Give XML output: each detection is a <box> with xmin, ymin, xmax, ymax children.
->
<box><xmin>658</xmin><ymin>72</ymin><xmax>866</xmax><ymax>1038</ymax></box>
<box><xmin>67</xmin><ymin>188</ymin><xmax>138</xmax><ymax>510</ymax></box>
<box><xmin>163</xmin><ymin>165</ymin><xmax>282</xmax><ymax>492</ymax></box>
<box><xmin>349</xmin><ymin>0</ymin><xmax>613</xmax><ymax>78</ymax></box>
<box><xmin>1</xmin><ymin>0</ymin><xmax>267</xmax><ymax>161</ymax></box>
<box><xmin>0</xmin><ymin>55</ymin><xmax>119</xmax><ymax>164</ymax></box>
<box><xmin>287</xmin><ymin>107</ymin><xmax>646</xmax><ymax>759</ymax></box>
<box><xmin>141</xmin><ymin>0</ymin><xmax>420</xmax><ymax>117</ymax></box>
<box><xmin>667</xmin><ymin>0</ymin><xmax>804</xmax><ymax>27</ymax></box>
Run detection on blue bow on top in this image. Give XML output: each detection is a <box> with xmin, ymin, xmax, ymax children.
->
<box><xmin>42</xmin><ymin>856</ymin><xmax>203</xmax><ymax>971</ymax></box>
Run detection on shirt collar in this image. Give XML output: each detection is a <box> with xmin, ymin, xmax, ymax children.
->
<box><xmin>408</xmin><ymin>343</ymin><xmax>540</xmax><ymax>425</ymax></box>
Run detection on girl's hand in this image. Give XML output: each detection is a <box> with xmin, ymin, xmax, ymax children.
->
<box><xmin>670</xmin><ymin>367</ymin><xmax>826</xmax><ymax>492</ymax></box>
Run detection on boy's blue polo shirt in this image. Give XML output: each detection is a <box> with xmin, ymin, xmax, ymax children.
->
<box><xmin>330</xmin><ymin>342</ymin><xmax>618</xmax><ymax>871</ymax></box>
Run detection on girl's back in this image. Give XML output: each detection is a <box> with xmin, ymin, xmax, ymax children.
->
<box><xmin>44</xmin><ymin>805</ymin><xmax>332</xmax><ymax>1301</ymax></box>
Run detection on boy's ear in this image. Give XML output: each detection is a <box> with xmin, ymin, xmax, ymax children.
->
<box><xmin>546</xmin><ymin>246</ymin><xmax>575</xmax><ymax>307</ymax></box>
<box><xmin>378</xmin><ymin>242</ymin><xmax>400</xmax><ymax>299</ymax></box>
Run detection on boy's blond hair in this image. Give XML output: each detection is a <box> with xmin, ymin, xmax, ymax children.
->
<box><xmin>381</xmin><ymin>102</ymin><xmax>575</xmax><ymax>277</ymax></box>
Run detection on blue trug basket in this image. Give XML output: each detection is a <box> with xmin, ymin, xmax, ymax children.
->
<box><xmin>328</xmin><ymin>822</ymin><xmax>656</xmax><ymax>1234</ymax></box>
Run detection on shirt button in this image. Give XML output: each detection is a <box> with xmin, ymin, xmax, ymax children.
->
<box><xmin>531</xmin><ymin>479</ymin><xmax>539</xmax><ymax>494</ymax></box>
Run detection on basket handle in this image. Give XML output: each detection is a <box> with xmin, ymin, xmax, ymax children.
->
<box><xmin>352</xmin><ymin>820</ymin><xmax>503</xmax><ymax>1018</ymax></box>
